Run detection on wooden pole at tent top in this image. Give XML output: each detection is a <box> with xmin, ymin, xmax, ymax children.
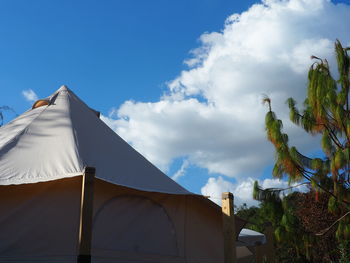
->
<box><xmin>77</xmin><ymin>167</ymin><xmax>95</xmax><ymax>263</ymax></box>
<box><xmin>222</xmin><ymin>192</ymin><xmax>236</xmax><ymax>263</ymax></box>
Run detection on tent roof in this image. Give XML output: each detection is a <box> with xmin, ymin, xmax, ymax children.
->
<box><xmin>0</xmin><ymin>86</ymin><xmax>189</xmax><ymax>194</ymax></box>
<box><xmin>236</xmin><ymin>228</ymin><xmax>266</xmax><ymax>247</ymax></box>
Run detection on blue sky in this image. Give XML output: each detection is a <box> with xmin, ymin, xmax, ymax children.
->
<box><xmin>2</xmin><ymin>0</ymin><xmax>350</xmax><ymax>205</ymax></box>
<box><xmin>0</xmin><ymin>0</ymin><xmax>256</xmax><ymax>113</ymax></box>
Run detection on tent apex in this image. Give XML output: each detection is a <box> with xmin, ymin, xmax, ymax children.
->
<box><xmin>58</xmin><ymin>85</ymin><xmax>69</xmax><ymax>92</ymax></box>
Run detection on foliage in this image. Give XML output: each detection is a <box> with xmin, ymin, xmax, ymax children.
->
<box><xmin>263</xmin><ymin>40</ymin><xmax>350</xmax><ymax>196</ymax></box>
<box><xmin>252</xmin><ymin>40</ymin><xmax>350</xmax><ymax>262</ymax></box>
<box><xmin>261</xmin><ymin>40</ymin><xmax>350</xmax><ymax>232</ymax></box>
<box><xmin>237</xmin><ymin>192</ymin><xmax>341</xmax><ymax>262</ymax></box>
<box><xmin>294</xmin><ymin>191</ymin><xmax>340</xmax><ymax>262</ymax></box>
<box><xmin>235</xmin><ymin>204</ymin><xmax>265</xmax><ymax>233</ymax></box>
<box><xmin>337</xmin><ymin>241</ymin><xmax>350</xmax><ymax>263</ymax></box>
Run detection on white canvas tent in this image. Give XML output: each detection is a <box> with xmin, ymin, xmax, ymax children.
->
<box><xmin>0</xmin><ymin>86</ymin><xmax>259</xmax><ymax>263</ymax></box>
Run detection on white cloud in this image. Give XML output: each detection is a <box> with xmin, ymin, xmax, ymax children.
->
<box><xmin>101</xmin><ymin>114</ymin><xmax>119</xmax><ymax>130</ymax></box>
<box><xmin>201</xmin><ymin>176</ymin><xmax>237</xmax><ymax>204</ymax></box>
<box><xmin>22</xmin><ymin>89</ymin><xmax>38</xmax><ymax>102</ymax></box>
<box><xmin>104</xmin><ymin>0</ymin><xmax>350</xmax><ymax>182</ymax></box>
<box><xmin>172</xmin><ymin>159</ymin><xmax>190</xmax><ymax>181</ymax></box>
<box><xmin>200</xmin><ymin>176</ymin><xmax>308</xmax><ymax>207</ymax></box>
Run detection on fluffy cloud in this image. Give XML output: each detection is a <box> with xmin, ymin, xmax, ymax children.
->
<box><xmin>172</xmin><ymin>159</ymin><xmax>190</xmax><ymax>181</ymax></box>
<box><xmin>201</xmin><ymin>176</ymin><xmax>308</xmax><ymax>206</ymax></box>
<box><xmin>104</xmin><ymin>0</ymin><xmax>350</xmax><ymax>181</ymax></box>
<box><xmin>22</xmin><ymin>89</ymin><xmax>38</xmax><ymax>103</ymax></box>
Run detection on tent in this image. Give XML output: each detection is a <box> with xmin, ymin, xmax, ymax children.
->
<box><xmin>0</xmin><ymin>86</ymin><xmax>254</xmax><ymax>263</ymax></box>
<box><xmin>237</xmin><ymin>229</ymin><xmax>266</xmax><ymax>247</ymax></box>
<box><xmin>236</xmin><ymin>229</ymin><xmax>267</xmax><ymax>263</ymax></box>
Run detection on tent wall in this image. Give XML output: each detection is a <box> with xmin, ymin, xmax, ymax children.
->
<box><xmin>185</xmin><ymin>196</ymin><xmax>224</xmax><ymax>263</ymax></box>
<box><xmin>0</xmin><ymin>177</ymin><xmax>82</xmax><ymax>263</ymax></box>
<box><xmin>91</xmin><ymin>179</ymin><xmax>224</xmax><ymax>263</ymax></box>
<box><xmin>0</xmin><ymin>177</ymin><xmax>225</xmax><ymax>263</ymax></box>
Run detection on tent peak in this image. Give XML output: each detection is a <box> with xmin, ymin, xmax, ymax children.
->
<box><xmin>58</xmin><ymin>85</ymin><xmax>69</xmax><ymax>92</ymax></box>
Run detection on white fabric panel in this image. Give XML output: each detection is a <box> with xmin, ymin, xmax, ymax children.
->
<box><xmin>185</xmin><ymin>196</ymin><xmax>225</xmax><ymax>263</ymax></box>
<box><xmin>0</xmin><ymin>90</ymin><xmax>83</xmax><ymax>185</ymax></box>
<box><xmin>91</xmin><ymin>182</ymin><xmax>247</xmax><ymax>263</ymax></box>
<box><xmin>67</xmin><ymin>87</ymin><xmax>189</xmax><ymax>194</ymax></box>
<box><xmin>0</xmin><ymin>177</ymin><xmax>81</xmax><ymax>261</ymax></box>
<box><xmin>0</xmin><ymin>106</ymin><xmax>45</xmax><ymax>149</ymax></box>
<box><xmin>92</xmin><ymin>179</ymin><xmax>187</xmax><ymax>262</ymax></box>
<box><xmin>0</xmin><ymin>86</ymin><xmax>189</xmax><ymax>195</ymax></box>
<box><xmin>92</xmin><ymin>195</ymin><xmax>178</xmax><ymax>256</ymax></box>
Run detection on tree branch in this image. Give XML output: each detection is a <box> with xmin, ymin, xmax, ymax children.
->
<box><xmin>315</xmin><ymin>211</ymin><xmax>350</xmax><ymax>236</ymax></box>
<box><xmin>296</xmin><ymin>165</ymin><xmax>350</xmax><ymax>206</ymax></box>
<box><xmin>324</xmin><ymin>124</ymin><xmax>344</xmax><ymax>149</ymax></box>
